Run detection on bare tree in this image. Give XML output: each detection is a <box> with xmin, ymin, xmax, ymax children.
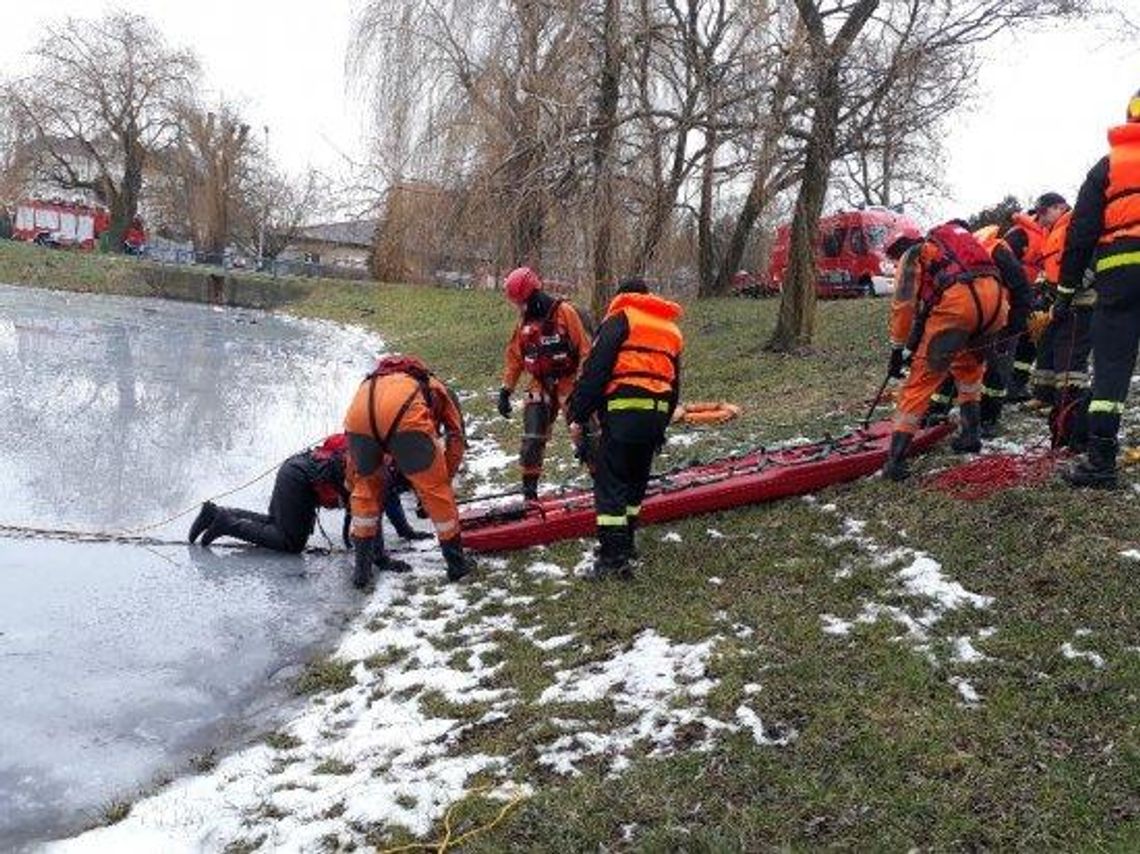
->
<box><xmin>168</xmin><ymin>101</ymin><xmax>251</xmax><ymax>259</ymax></box>
<box><xmin>591</xmin><ymin>0</ymin><xmax>624</xmax><ymax>314</ymax></box>
<box><xmin>3</xmin><ymin>12</ymin><xmax>199</xmax><ymax>251</ymax></box>
<box><xmin>768</xmin><ymin>0</ymin><xmax>1088</xmax><ymax>352</ymax></box>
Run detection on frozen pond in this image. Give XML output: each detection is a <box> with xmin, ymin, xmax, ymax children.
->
<box><xmin>0</xmin><ymin>285</ymin><xmax>382</xmax><ymax>848</ymax></box>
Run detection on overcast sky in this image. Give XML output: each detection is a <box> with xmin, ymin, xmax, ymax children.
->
<box><xmin>1</xmin><ymin>1</ymin><xmax>1137</xmax><ymax>226</ymax></box>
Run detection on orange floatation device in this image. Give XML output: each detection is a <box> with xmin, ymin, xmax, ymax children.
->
<box><xmin>672</xmin><ymin>401</ymin><xmax>742</xmax><ymax>425</ymax></box>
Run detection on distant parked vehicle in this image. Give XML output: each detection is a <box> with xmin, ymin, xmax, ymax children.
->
<box><xmin>731</xmin><ymin>269</ymin><xmax>781</xmax><ymax>298</ymax></box>
<box><xmin>766</xmin><ymin>207</ymin><xmax>923</xmax><ymax>299</ymax></box>
<box><xmin>12</xmin><ymin>198</ymin><xmax>148</xmax><ymax>254</ymax></box>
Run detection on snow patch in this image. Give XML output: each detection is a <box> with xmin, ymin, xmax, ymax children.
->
<box><xmin>949</xmin><ymin>677</ymin><xmax>981</xmax><ymax>705</ymax></box>
<box><xmin>735</xmin><ymin>705</ymin><xmax>795</xmax><ymax>746</ymax></box>
<box><xmin>1062</xmin><ymin>642</ymin><xmax>1105</xmax><ymax>669</ymax></box>
<box><xmin>661</xmin><ymin>531</ymin><xmax>683</xmax><ymax>543</ymax></box>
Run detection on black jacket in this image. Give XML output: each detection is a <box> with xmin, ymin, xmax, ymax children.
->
<box><xmin>567</xmin><ymin>311</ymin><xmax>682</xmax><ymax>424</ymax></box>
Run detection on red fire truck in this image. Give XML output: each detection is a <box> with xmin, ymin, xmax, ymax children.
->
<box><xmin>766</xmin><ymin>207</ymin><xmax>923</xmax><ymax>298</ymax></box>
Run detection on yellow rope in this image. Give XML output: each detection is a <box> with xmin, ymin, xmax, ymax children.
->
<box><xmin>377</xmin><ymin>784</ymin><xmax>528</xmax><ymax>854</ymax></box>
<box><xmin>115</xmin><ymin>454</ymin><xmax>299</xmax><ymax>537</ymax></box>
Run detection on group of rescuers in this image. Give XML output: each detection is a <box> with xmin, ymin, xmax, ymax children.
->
<box><xmin>185</xmin><ymin>87</ymin><xmax>1140</xmax><ymax>586</ymax></box>
<box><xmin>881</xmin><ymin>88</ymin><xmax>1140</xmax><ymax>488</ymax></box>
<box><xmin>187</xmin><ymin>275</ymin><xmax>684</xmax><ymax>588</ymax></box>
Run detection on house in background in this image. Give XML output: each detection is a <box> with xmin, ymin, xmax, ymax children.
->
<box><xmin>280</xmin><ymin>220</ymin><xmax>378</xmax><ymax>272</ymax></box>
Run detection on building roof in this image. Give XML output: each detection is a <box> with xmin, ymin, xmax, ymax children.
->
<box><xmin>295</xmin><ymin>220</ymin><xmax>377</xmax><ymax>248</ymax></box>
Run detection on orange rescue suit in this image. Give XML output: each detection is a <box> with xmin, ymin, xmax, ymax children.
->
<box><xmin>344</xmin><ymin>371</ymin><xmax>465</xmax><ymax>542</ymax></box>
<box><xmin>1102</xmin><ymin>122</ymin><xmax>1140</xmax><ymax>246</ymax></box>
<box><xmin>1007</xmin><ymin>211</ymin><xmax>1048</xmax><ymax>284</ymax></box>
<box><xmin>502</xmin><ymin>299</ymin><xmax>591</xmax><ymax>408</ymax></box>
<box><xmin>889</xmin><ymin>233</ymin><xmax>1009</xmax><ymax>434</ymax></box>
<box><xmin>1040</xmin><ymin>210</ymin><xmax>1073</xmax><ymax>285</ymax></box>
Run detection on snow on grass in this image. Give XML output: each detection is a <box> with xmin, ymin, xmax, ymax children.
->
<box><xmin>735</xmin><ymin>705</ymin><xmax>796</xmax><ymax>746</ymax></box>
<box><xmin>949</xmin><ymin>677</ymin><xmax>981</xmax><ymax>705</ymax></box>
<box><xmin>815</xmin><ymin>512</ymin><xmax>997</xmax><ymax>700</ymax></box>
<box><xmin>1120</xmin><ymin>549</ymin><xmax>1140</xmax><ymax>561</ymax></box>
<box><xmin>535</xmin><ymin>630</ymin><xmax>781</xmax><ymax>776</ymax></box>
<box><xmin>661</xmin><ymin>530</ymin><xmax>683</xmax><ymax>543</ymax></box>
<box><xmin>1061</xmin><ymin>641</ymin><xmax>1106</xmax><ymax>669</ymax></box>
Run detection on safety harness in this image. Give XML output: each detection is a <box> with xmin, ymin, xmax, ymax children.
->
<box><xmin>364</xmin><ymin>355</ymin><xmax>435</xmax><ymax>452</ymax></box>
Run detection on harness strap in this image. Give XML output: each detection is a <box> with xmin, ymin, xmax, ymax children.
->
<box><xmin>367</xmin><ymin>375</ymin><xmax>425</xmax><ymax>451</ymax></box>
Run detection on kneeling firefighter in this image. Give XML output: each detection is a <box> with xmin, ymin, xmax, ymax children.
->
<box><xmin>883</xmin><ymin>222</ymin><xmax>1009</xmax><ymax>480</ymax></box>
<box><xmin>343</xmin><ymin>354</ymin><xmax>473</xmax><ymax>588</ymax></box>
<box><xmin>187</xmin><ymin>434</ymin><xmax>430</xmax><ymax>557</ymax></box>
<box><xmin>497</xmin><ymin>267</ymin><xmax>593</xmax><ymax>499</ymax></box>
<box><xmin>567</xmin><ymin>278</ymin><xmax>683</xmax><ymax>579</ymax></box>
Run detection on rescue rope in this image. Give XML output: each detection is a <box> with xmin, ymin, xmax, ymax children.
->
<box><xmin>925</xmin><ymin>448</ymin><xmax>1061</xmax><ymax>500</ymax></box>
<box><xmin>376</xmin><ymin>783</ymin><xmax>528</xmax><ymax>854</ymax></box>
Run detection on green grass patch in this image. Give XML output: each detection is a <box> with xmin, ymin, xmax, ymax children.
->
<box><xmin>294</xmin><ymin>657</ymin><xmax>356</xmax><ymax>696</ymax></box>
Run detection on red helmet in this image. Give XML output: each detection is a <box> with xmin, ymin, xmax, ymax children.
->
<box><xmin>504</xmin><ymin>267</ymin><xmax>541</xmax><ymax>304</ymax></box>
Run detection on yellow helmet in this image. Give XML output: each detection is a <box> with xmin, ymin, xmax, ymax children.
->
<box><xmin>1128</xmin><ymin>89</ymin><xmax>1140</xmax><ymax>123</ymax></box>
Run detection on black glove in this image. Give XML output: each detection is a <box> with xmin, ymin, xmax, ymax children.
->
<box><xmin>1052</xmin><ymin>292</ymin><xmax>1073</xmax><ymax>325</ymax></box>
<box><xmin>887</xmin><ymin>347</ymin><xmax>907</xmax><ymax>380</ymax></box>
<box><xmin>497</xmin><ymin>387</ymin><xmax>512</xmax><ymax>418</ymax></box>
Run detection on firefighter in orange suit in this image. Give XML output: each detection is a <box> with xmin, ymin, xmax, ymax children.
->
<box><xmin>343</xmin><ymin>354</ymin><xmax>472</xmax><ymax>589</ymax></box>
<box><xmin>498</xmin><ymin>267</ymin><xmax>592</xmax><ymax>500</ymax></box>
<box><xmin>567</xmin><ymin>278</ymin><xmax>683</xmax><ymax>579</ymax></box>
<box><xmin>883</xmin><ymin>222</ymin><xmax>1009</xmax><ymax>481</ymax></box>
<box><xmin>1004</xmin><ymin>193</ymin><xmax>1070</xmax><ymax>401</ymax></box>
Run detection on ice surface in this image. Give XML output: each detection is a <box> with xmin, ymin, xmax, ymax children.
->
<box><xmin>0</xmin><ymin>285</ymin><xmax>381</xmax><ymax>848</ymax></box>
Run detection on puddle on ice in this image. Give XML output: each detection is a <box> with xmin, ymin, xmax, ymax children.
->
<box><xmin>0</xmin><ymin>285</ymin><xmax>382</xmax><ymax>848</ymax></box>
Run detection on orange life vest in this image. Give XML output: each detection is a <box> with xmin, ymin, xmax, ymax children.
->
<box><xmin>1006</xmin><ymin>211</ymin><xmax>1048</xmax><ymax>283</ymax></box>
<box><xmin>603</xmin><ymin>292</ymin><xmax>684</xmax><ymax>397</ymax></box>
<box><xmin>1040</xmin><ymin>210</ymin><xmax>1072</xmax><ymax>284</ymax></box>
<box><xmin>1101</xmin><ymin>122</ymin><xmax>1140</xmax><ymax>246</ymax></box>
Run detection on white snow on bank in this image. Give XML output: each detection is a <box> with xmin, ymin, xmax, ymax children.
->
<box><xmin>661</xmin><ymin>530</ymin><xmax>683</xmax><ymax>543</ymax></box>
<box><xmin>536</xmin><ymin>630</ymin><xmax>787</xmax><ymax>776</ymax></box>
<box><xmin>949</xmin><ymin>677</ymin><xmax>981</xmax><ymax>705</ymax></box>
<box><xmin>735</xmin><ymin>705</ymin><xmax>796</xmax><ymax>746</ymax></box>
<box><xmin>49</xmin><ymin>565</ymin><xmax>518</xmax><ymax>853</ymax></box>
<box><xmin>1062</xmin><ymin>641</ymin><xmax>1106</xmax><ymax>669</ymax></box>
<box><xmin>1120</xmin><ymin>549</ymin><xmax>1140</xmax><ymax>561</ymax></box>
<box><xmin>814</xmin><ymin>512</ymin><xmax>997</xmax><ymax>703</ymax></box>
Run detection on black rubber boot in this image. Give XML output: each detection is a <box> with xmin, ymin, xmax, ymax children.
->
<box><xmin>199</xmin><ymin>508</ymin><xmax>235</xmax><ymax>547</ymax></box>
<box><xmin>188</xmin><ymin>501</ymin><xmax>217</xmax><ymax>544</ymax></box>
<box><xmin>372</xmin><ymin>531</ymin><xmax>413</xmax><ymax>573</ymax></box>
<box><xmin>951</xmin><ymin>402</ymin><xmax>982</xmax><ymax>454</ymax></box>
<box><xmin>522</xmin><ymin>475</ymin><xmax>540</xmax><ymax>502</ymax></box>
<box><xmin>881</xmin><ymin>432</ymin><xmax>913</xmax><ymax>482</ymax></box>
<box><xmin>627</xmin><ymin>515</ymin><xmax>641</xmax><ymax>561</ymax></box>
<box><xmin>979</xmin><ymin>394</ymin><xmax>1003</xmax><ymax>439</ymax></box>
<box><xmin>440</xmin><ymin>537</ymin><xmax>475</xmax><ymax>582</ymax></box>
<box><xmin>589</xmin><ymin>527</ymin><xmax>633</xmax><ymax>581</ymax></box>
<box><xmin>1062</xmin><ymin>436</ymin><xmax>1119</xmax><ymax>489</ymax></box>
<box><xmin>352</xmin><ymin>535</ymin><xmax>375</xmax><ymax>591</ymax></box>
<box><xmin>1006</xmin><ymin>374</ymin><xmax>1031</xmax><ymax>404</ymax></box>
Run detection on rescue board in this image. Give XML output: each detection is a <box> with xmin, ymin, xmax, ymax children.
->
<box><xmin>460</xmin><ymin>419</ymin><xmax>953</xmax><ymax>552</ymax></box>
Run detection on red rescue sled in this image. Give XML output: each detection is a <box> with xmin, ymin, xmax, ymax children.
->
<box><xmin>460</xmin><ymin>420</ymin><xmax>952</xmax><ymax>552</ymax></box>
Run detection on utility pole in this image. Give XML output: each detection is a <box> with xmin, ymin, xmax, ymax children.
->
<box><xmin>257</xmin><ymin>124</ymin><xmax>269</xmax><ymax>270</ymax></box>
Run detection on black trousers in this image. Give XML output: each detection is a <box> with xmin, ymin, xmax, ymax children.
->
<box><xmin>1050</xmin><ymin>306</ymin><xmax>1094</xmax><ymax>449</ymax></box>
<box><xmin>1088</xmin><ymin>266</ymin><xmax>1140</xmax><ymax>442</ymax></box>
<box><xmin>593</xmin><ymin>409</ymin><xmax>669</xmax><ymax>526</ymax></box>
<box><xmin>219</xmin><ymin>457</ymin><xmax>316</xmax><ymax>553</ymax></box>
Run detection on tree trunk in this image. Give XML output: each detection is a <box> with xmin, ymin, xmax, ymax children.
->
<box><xmin>767</xmin><ymin>59</ymin><xmax>841</xmax><ymax>352</ymax></box>
<box><xmin>107</xmin><ymin>136</ymin><xmax>145</xmax><ymax>253</ymax></box>
<box><xmin>696</xmin><ymin>122</ymin><xmax>717</xmax><ymax>297</ymax></box>
<box><xmin>591</xmin><ymin>0</ymin><xmax>622</xmax><ymax>318</ymax></box>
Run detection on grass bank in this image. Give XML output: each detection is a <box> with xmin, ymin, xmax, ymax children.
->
<box><xmin>8</xmin><ymin>239</ymin><xmax>1140</xmax><ymax>850</ymax></box>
